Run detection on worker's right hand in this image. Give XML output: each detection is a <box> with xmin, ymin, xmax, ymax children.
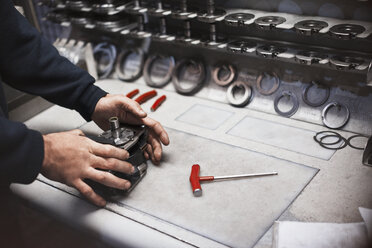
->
<box><xmin>41</xmin><ymin>129</ymin><xmax>133</xmax><ymax>207</ymax></box>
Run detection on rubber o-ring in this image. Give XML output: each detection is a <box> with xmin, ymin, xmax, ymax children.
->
<box><xmin>347</xmin><ymin>134</ymin><xmax>369</xmax><ymax>150</ymax></box>
<box><xmin>115</xmin><ymin>49</ymin><xmax>145</xmax><ymax>82</ymax></box>
<box><xmin>313</xmin><ymin>131</ymin><xmax>343</xmax><ymax>144</ymax></box>
<box><xmin>212</xmin><ymin>64</ymin><xmax>236</xmax><ymax>87</ymax></box>
<box><xmin>318</xmin><ymin>136</ymin><xmax>347</xmax><ymax>150</ymax></box>
<box><xmin>226</xmin><ymin>81</ymin><xmax>252</xmax><ymax>107</ymax></box>
<box><xmin>172</xmin><ymin>59</ymin><xmax>206</xmax><ymax>95</ymax></box>
<box><xmin>143</xmin><ymin>55</ymin><xmax>175</xmax><ymax>88</ymax></box>
<box><xmin>302</xmin><ymin>82</ymin><xmax>330</xmax><ymax>107</ymax></box>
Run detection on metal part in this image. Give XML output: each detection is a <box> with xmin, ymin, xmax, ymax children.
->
<box><xmin>317</xmin><ymin>135</ymin><xmax>348</xmax><ymax>150</ymax></box>
<box><xmin>363</xmin><ymin>136</ymin><xmax>372</xmax><ymax>166</ymax></box>
<box><xmin>197</xmin><ymin>9</ymin><xmax>226</xmax><ymax>23</ymax></box>
<box><xmin>115</xmin><ymin>49</ymin><xmax>145</xmax><ymax>82</ymax></box>
<box><xmin>143</xmin><ymin>55</ymin><xmax>175</xmax><ymax>88</ymax></box>
<box><xmin>92</xmin><ymin>0</ymin><xmax>131</xmax><ymax>14</ymax></box>
<box><xmin>321</xmin><ymin>102</ymin><xmax>350</xmax><ymax>129</ymax></box>
<box><xmin>254</xmin><ymin>16</ymin><xmax>286</xmax><ymax>30</ymax></box>
<box><xmin>226</xmin><ymin>81</ymin><xmax>252</xmax><ymax>107</ymax></box>
<box><xmin>256</xmin><ymin>72</ymin><xmax>281</xmax><ymax>96</ymax></box>
<box><xmin>125</xmin><ymin>0</ymin><xmax>147</xmax><ymax>15</ymax></box>
<box><xmin>214</xmin><ymin>172</ymin><xmax>278</xmax><ymax>181</ymax></box>
<box><xmin>329</xmin><ymin>56</ymin><xmax>365</xmax><ymax>70</ymax></box>
<box><xmin>295</xmin><ymin>51</ymin><xmax>328</xmax><ymax>65</ymax></box>
<box><xmin>294</xmin><ymin>20</ymin><xmax>328</xmax><ymax>36</ymax></box>
<box><xmin>347</xmin><ymin>134</ymin><xmax>369</xmax><ymax>150</ymax></box>
<box><xmin>212</xmin><ymin>63</ymin><xmax>236</xmax><ymax>86</ymax></box>
<box><xmin>302</xmin><ymin>82</ymin><xmax>330</xmax><ymax>107</ymax></box>
<box><xmin>148</xmin><ymin>0</ymin><xmax>172</xmax><ymax>17</ymax></box>
<box><xmin>274</xmin><ymin>91</ymin><xmax>299</xmax><ymax>117</ymax></box>
<box><xmin>94</xmin><ymin>13</ymin><xmax>130</xmax><ymax>31</ymax></box>
<box><xmin>329</xmin><ymin>24</ymin><xmax>366</xmax><ymax>39</ymax></box>
<box><xmin>149</xmin><ymin>1</ymin><xmax>176</xmax><ymax>41</ymax></box>
<box><xmin>93</xmin><ymin>42</ymin><xmax>117</xmax><ymax>79</ymax></box>
<box><xmin>224</xmin><ymin>13</ymin><xmax>255</xmax><ymax>27</ymax></box>
<box><xmin>171</xmin><ymin>0</ymin><xmax>196</xmax><ymax>20</ymax></box>
<box><xmin>227</xmin><ymin>40</ymin><xmax>257</xmax><ymax>53</ymax></box>
<box><xmin>313</xmin><ymin>131</ymin><xmax>343</xmax><ymax>146</ymax></box>
<box><xmin>172</xmin><ymin>59</ymin><xmax>206</xmax><ymax>95</ymax></box>
<box><xmin>256</xmin><ymin>45</ymin><xmax>286</xmax><ymax>58</ymax></box>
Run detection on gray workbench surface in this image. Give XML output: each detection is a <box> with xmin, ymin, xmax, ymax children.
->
<box><xmin>11</xmin><ymin>79</ymin><xmax>372</xmax><ymax>248</ymax></box>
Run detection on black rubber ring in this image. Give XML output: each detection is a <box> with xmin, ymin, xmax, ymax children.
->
<box><xmin>318</xmin><ymin>136</ymin><xmax>347</xmax><ymax>150</ymax></box>
<box><xmin>347</xmin><ymin>134</ymin><xmax>369</xmax><ymax>150</ymax></box>
<box><xmin>319</xmin><ymin>134</ymin><xmax>343</xmax><ymax>145</ymax></box>
<box><xmin>313</xmin><ymin>131</ymin><xmax>343</xmax><ymax>144</ymax></box>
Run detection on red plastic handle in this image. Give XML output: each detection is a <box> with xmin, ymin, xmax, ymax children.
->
<box><xmin>135</xmin><ymin>90</ymin><xmax>157</xmax><ymax>104</ymax></box>
<box><xmin>126</xmin><ymin>89</ymin><xmax>139</xmax><ymax>99</ymax></box>
<box><xmin>151</xmin><ymin>95</ymin><xmax>166</xmax><ymax>112</ymax></box>
<box><xmin>190</xmin><ymin>164</ymin><xmax>201</xmax><ymax>195</ymax></box>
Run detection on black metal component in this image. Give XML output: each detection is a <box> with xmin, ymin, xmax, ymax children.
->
<box><xmin>172</xmin><ymin>59</ymin><xmax>206</xmax><ymax>95</ymax></box>
<box><xmin>329</xmin><ymin>24</ymin><xmax>366</xmax><ymax>39</ymax></box>
<box><xmin>295</xmin><ymin>51</ymin><xmax>328</xmax><ymax>65</ymax></box>
<box><xmin>294</xmin><ymin>20</ymin><xmax>328</xmax><ymax>36</ymax></box>
<box><xmin>329</xmin><ymin>56</ymin><xmax>365</xmax><ymax>70</ymax></box>
<box><xmin>256</xmin><ymin>45</ymin><xmax>286</xmax><ymax>58</ymax></box>
<box><xmin>273</xmin><ymin>91</ymin><xmax>299</xmax><ymax>117</ymax></box>
<box><xmin>254</xmin><ymin>16</ymin><xmax>286</xmax><ymax>30</ymax></box>
<box><xmin>302</xmin><ymin>82</ymin><xmax>330</xmax><ymax>107</ymax></box>
<box><xmin>224</xmin><ymin>13</ymin><xmax>255</xmax><ymax>27</ymax></box>
<box><xmin>227</xmin><ymin>40</ymin><xmax>257</xmax><ymax>53</ymax></box>
<box><xmin>143</xmin><ymin>55</ymin><xmax>175</xmax><ymax>88</ymax></box>
<box><xmin>347</xmin><ymin>134</ymin><xmax>369</xmax><ymax>150</ymax></box>
<box><xmin>115</xmin><ymin>49</ymin><xmax>145</xmax><ymax>82</ymax></box>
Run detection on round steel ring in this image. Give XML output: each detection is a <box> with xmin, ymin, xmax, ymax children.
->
<box><xmin>313</xmin><ymin>131</ymin><xmax>343</xmax><ymax>145</ymax></box>
<box><xmin>318</xmin><ymin>136</ymin><xmax>348</xmax><ymax>150</ymax></box>
<box><xmin>302</xmin><ymin>82</ymin><xmax>330</xmax><ymax>107</ymax></box>
<box><xmin>172</xmin><ymin>59</ymin><xmax>206</xmax><ymax>95</ymax></box>
<box><xmin>226</xmin><ymin>81</ymin><xmax>252</xmax><ymax>107</ymax></box>
<box><xmin>347</xmin><ymin>134</ymin><xmax>369</xmax><ymax>150</ymax></box>
<box><xmin>256</xmin><ymin>72</ymin><xmax>281</xmax><ymax>96</ymax></box>
<box><xmin>143</xmin><ymin>55</ymin><xmax>175</xmax><ymax>88</ymax></box>
<box><xmin>294</xmin><ymin>20</ymin><xmax>328</xmax><ymax>35</ymax></box>
<box><xmin>274</xmin><ymin>91</ymin><xmax>299</xmax><ymax>117</ymax></box>
<box><xmin>212</xmin><ymin>64</ymin><xmax>236</xmax><ymax>86</ymax></box>
<box><xmin>321</xmin><ymin>102</ymin><xmax>350</xmax><ymax>129</ymax></box>
<box><xmin>224</xmin><ymin>13</ymin><xmax>255</xmax><ymax>26</ymax></box>
<box><xmin>115</xmin><ymin>49</ymin><xmax>145</xmax><ymax>82</ymax></box>
<box><xmin>93</xmin><ymin>43</ymin><xmax>117</xmax><ymax>79</ymax></box>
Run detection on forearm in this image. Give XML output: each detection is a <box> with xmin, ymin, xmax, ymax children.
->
<box><xmin>0</xmin><ymin>117</ymin><xmax>44</xmax><ymax>184</ymax></box>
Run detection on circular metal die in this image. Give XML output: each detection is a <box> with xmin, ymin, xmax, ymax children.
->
<box><xmin>226</xmin><ymin>81</ymin><xmax>252</xmax><ymax>107</ymax></box>
<box><xmin>295</xmin><ymin>51</ymin><xmax>328</xmax><ymax>65</ymax></box>
<box><xmin>172</xmin><ymin>59</ymin><xmax>206</xmax><ymax>95</ymax></box>
<box><xmin>256</xmin><ymin>72</ymin><xmax>281</xmax><ymax>96</ymax></box>
<box><xmin>93</xmin><ymin>43</ymin><xmax>117</xmax><ymax>79</ymax></box>
<box><xmin>197</xmin><ymin>9</ymin><xmax>226</xmax><ymax>23</ymax></box>
<box><xmin>347</xmin><ymin>134</ymin><xmax>368</xmax><ymax>150</ymax></box>
<box><xmin>294</xmin><ymin>20</ymin><xmax>328</xmax><ymax>36</ymax></box>
<box><xmin>321</xmin><ymin>102</ymin><xmax>350</xmax><ymax>129</ymax></box>
<box><xmin>115</xmin><ymin>49</ymin><xmax>145</xmax><ymax>82</ymax></box>
<box><xmin>227</xmin><ymin>40</ymin><xmax>257</xmax><ymax>53</ymax></box>
<box><xmin>254</xmin><ymin>16</ymin><xmax>286</xmax><ymax>30</ymax></box>
<box><xmin>256</xmin><ymin>45</ymin><xmax>286</xmax><ymax>58</ymax></box>
<box><xmin>143</xmin><ymin>55</ymin><xmax>175</xmax><ymax>88</ymax></box>
<box><xmin>302</xmin><ymin>82</ymin><xmax>330</xmax><ymax>107</ymax></box>
<box><xmin>274</xmin><ymin>91</ymin><xmax>299</xmax><ymax>117</ymax></box>
<box><xmin>212</xmin><ymin>64</ymin><xmax>236</xmax><ymax>86</ymax></box>
<box><xmin>329</xmin><ymin>56</ymin><xmax>365</xmax><ymax>70</ymax></box>
<box><xmin>329</xmin><ymin>24</ymin><xmax>365</xmax><ymax>39</ymax></box>
<box><xmin>224</xmin><ymin>13</ymin><xmax>255</xmax><ymax>26</ymax></box>
<box><xmin>314</xmin><ymin>131</ymin><xmax>343</xmax><ymax>145</ymax></box>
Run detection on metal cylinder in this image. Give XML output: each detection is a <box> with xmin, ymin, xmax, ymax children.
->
<box><xmin>109</xmin><ymin>117</ymin><xmax>120</xmax><ymax>132</ymax></box>
<box><xmin>181</xmin><ymin>0</ymin><xmax>187</xmax><ymax>12</ymax></box>
<box><xmin>184</xmin><ymin>20</ymin><xmax>191</xmax><ymax>38</ymax></box>
<box><xmin>209</xmin><ymin>24</ymin><xmax>216</xmax><ymax>41</ymax></box>
<box><xmin>134</xmin><ymin>0</ymin><xmax>140</xmax><ymax>8</ymax></box>
<box><xmin>157</xmin><ymin>0</ymin><xmax>162</xmax><ymax>10</ymax></box>
<box><xmin>137</xmin><ymin>15</ymin><xmax>144</xmax><ymax>31</ymax></box>
<box><xmin>160</xmin><ymin>17</ymin><xmax>167</xmax><ymax>34</ymax></box>
<box><xmin>207</xmin><ymin>0</ymin><xmax>215</xmax><ymax>15</ymax></box>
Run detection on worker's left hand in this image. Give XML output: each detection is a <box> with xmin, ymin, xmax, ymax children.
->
<box><xmin>92</xmin><ymin>94</ymin><xmax>170</xmax><ymax>165</ymax></box>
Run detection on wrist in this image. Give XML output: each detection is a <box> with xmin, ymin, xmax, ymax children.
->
<box><xmin>42</xmin><ymin>134</ymin><xmax>52</xmax><ymax>172</ymax></box>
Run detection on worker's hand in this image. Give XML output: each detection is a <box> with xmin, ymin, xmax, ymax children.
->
<box><xmin>92</xmin><ymin>94</ymin><xmax>170</xmax><ymax>165</ymax></box>
<box><xmin>41</xmin><ymin>129</ymin><xmax>134</xmax><ymax>207</ymax></box>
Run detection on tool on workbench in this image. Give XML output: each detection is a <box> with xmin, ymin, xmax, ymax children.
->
<box><xmin>135</xmin><ymin>90</ymin><xmax>158</xmax><ymax>104</ymax></box>
<box><xmin>151</xmin><ymin>95</ymin><xmax>166</xmax><ymax>112</ymax></box>
<box><xmin>126</xmin><ymin>89</ymin><xmax>140</xmax><ymax>99</ymax></box>
<box><xmin>189</xmin><ymin>164</ymin><xmax>278</xmax><ymax>197</ymax></box>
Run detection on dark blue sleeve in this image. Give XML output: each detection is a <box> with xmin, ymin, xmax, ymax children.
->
<box><xmin>0</xmin><ymin>0</ymin><xmax>107</xmax><ymax>121</ymax></box>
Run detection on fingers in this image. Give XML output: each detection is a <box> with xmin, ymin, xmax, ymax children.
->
<box><xmin>87</xmin><ymin>169</ymin><xmax>131</xmax><ymax>191</ymax></box>
<box><xmin>148</xmin><ymin>132</ymin><xmax>163</xmax><ymax>164</ymax></box>
<box><xmin>117</xmin><ymin>95</ymin><xmax>147</xmax><ymax>118</ymax></box>
<box><xmin>92</xmin><ymin>156</ymin><xmax>134</xmax><ymax>174</ymax></box>
<box><xmin>90</xmin><ymin>141</ymin><xmax>129</xmax><ymax>161</ymax></box>
<box><xmin>73</xmin><ymin>180</ymin><xmax>106</xmax><ymax>207</ymax></box>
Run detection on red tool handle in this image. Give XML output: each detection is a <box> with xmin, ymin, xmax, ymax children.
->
<box><xmin>190</xmin><ymin>164</ymin><xmax>214</xmax><ymax>196</ymax></box>
<box><xmin>151</xmin><ymin>95</ymin><xmax>166</xmax><ymax>112</ymax></box>
<box><xmin>135</xmin><ymin>90</ymin><xmax>157</xmax><ymax>104</ymax></box>
<box><xmin>126</xmin><ymin>89</ymin><xmax>139</xmax><ymax>99</ymax></box>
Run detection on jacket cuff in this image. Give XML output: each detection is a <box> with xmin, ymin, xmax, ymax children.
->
<box><xmin>75</xmin><ymin>85</ymin><xmax>107</xmax><ymax>121</ymax></box>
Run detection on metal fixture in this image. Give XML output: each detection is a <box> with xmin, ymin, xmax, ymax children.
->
<box><xmin>123</xmin><ymin>0</ymin><xmax>151</xmax><ymax>38</ymax></box>
<box><xmin>93</xmin><ymin>42</ymin><xmax>117</xmax><ymax>79</ymax></box>
<box><xmin>256</xmin><ymin>45</ymin><xmax>286</xmax><ymax>58</ymax></box>
<box><xmin>172</xmin><ymin>0</ymin><xmax>199</xmax><ymax>44</ymax></box>
<box><xmin>321</xmin><ymin>102</ymin><xmax>350</xmax><ymax>129</ymax></box>
<box><xmin>256</xmin><ymin>72</ymin><xmax>281</xmax><ymax>96</ymax></box>
<box><xmin>212</xmin><ymin>63</ymin><xmax>236</xmax><ymax>86</ymax></box>
<box><xmin>172</xmin><ymin>59</ymin><xmax>206</xmax><ymax>95</ymax></box>
<box><xmin>295</xmin><ymin>51</ymin><xmax>328</xmax><ymax>65</ymax></box>
<box><xmin>302</xmin><ymin>82</ymin><xmax>330</xmax><ymax>107</ymax></box>
<box><xmin>227</xmin><ymin>40</ymin><xmax>257</xmax><ymax>53</ymax></box>
<box><xmin>224</xmin><ymin>12</ymin><xmax>255</xmax><ymax>26</ymax></box>
<box><xmin>143</xmin><ymin>55</ymin><xmax>175</xmax><ymax>88</ymax></box>
<box><xmin>329</xmin><ymin>24</ymin><xmax>365</xmax><ymax>39</ymax></box>
<box><xmin>294</xmin><ymin>20</ymin><xmax>328</xmax><ymax>36</ymax></box>
<box><xmin>274</xmin><ymin>91</ymin><xmax>299</xmax><ymax>117</ymax></box>
<box><xmin>115</xmin><ymin>49</ymin><xmax>145</xmax><ymax>82</ymax></box>
<box><xmin>226</xmin><ymin>81</ymin><xmax>252</xmax><ymax>107</ymax></box>
<box><xmin>363</xmin><ymin>136</ymin><xmax>372</xmax><ymax>166</ymax></box>
<box><xmin>329</xmin><ymin>56</ymin><xmax>365</xmax><ymax>70</ymax></box>
<box><xmin>254</xmin><ymin>16</ymin><xmax>286</xmax><ymax>30</ymax></box>
<box><xmin>148</xmin><ymin>0</ymin><xmax>175</xmax><ymax>41</ymax></box>
<box><xmin>189</xmin><ymin>164</ymin><xmax>278</xmax><ymax>197</ymax></box>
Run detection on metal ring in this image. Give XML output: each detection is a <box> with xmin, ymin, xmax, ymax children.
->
<box><xmin>302</xmin><ymin>82</ymin><xmax>330</xmax><ymax>107</ymax></box>
<box><xmin>256</xmin><ymin>45</ymin><xmax>286</xmax><ymax>58</ymax></box>
<box><xmin>256</xmin><ymin>72</ymin><xmax>281</xmax><ymax>96</ymax></box>
<box><xmin>212</xmin><ymin>64</ymin><xmax>236</xmax><ymax>87</ymax></box>
<box><xmin>318</xmin><ymin>136</ymin><xmax>348</xmax><ymax>150</ymax></box>
<box><xmin>321</xmin><ymin>102</ymin><xmax>350</xmax><ymax>129</ymax></box>
<box><xmin>347</xmin><ymin>134</ymin><xmax>369</xmax><ymax>150</ymax></box>
<box><xmin>226</xmin><ymin>81</ymin><xmax>252</xmax><ymax>107</ymax></box>
<box><xmin>254</xmin><ymin>16</ymin><xmax>286</xmax><ymax>30</ymax></box>
<box><xmin>313</xmin><ymin>131</ymin><xmax>343</xmax><ymax>145</ymax></box>
<box><xmin>143</xmin><ymin>55</ymin><xmax>175</xmax><ymax>88</ymax></box>
<box><xmin>319</xmin><ymin>134</ymin><xmax>343</xmax><ymax>145</ymax></box>
<box><xmin>294</xmin><ymin>20</ymin><xmax>328</xmax><ymax>36</ymax></box>
<box><xmin>115</xmin><ymin>49</ymin><xmax>145</xmax><ymax>82</ymax></box>
<box><xmin>93</xmin><ymin>43</ymin><xmax>117</xmax><ymax>79</ymax></box>
<box><xmin>172</xmin><ymin>59</ymin><xmax>206</xmax><ymax>95</ymax></box>
<box><xmin>274</xmin><ymin>91</ymin><xmax>299</xmax><ymax>117</ymax></box>
<box><xmin>224</xmin><ymin>13</ymin><xmax>255</xmax><ymax>26</ymax></box>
